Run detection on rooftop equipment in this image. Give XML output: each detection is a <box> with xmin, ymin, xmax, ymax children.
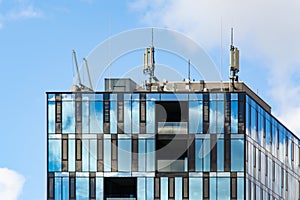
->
<box><xmin>229</xmin><ymin>28</ymin><xmax>240</xmax><ymax>90</ymax></box>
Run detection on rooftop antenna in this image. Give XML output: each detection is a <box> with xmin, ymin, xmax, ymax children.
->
<box><xmin>83</xmin><ymin>58</ymin><xmax>94</xmax><ymax>91</ymax></box>
<box><xmin>229</xmin><ymin>28</ymin><xmax>240</xmax><ymax>90</ymax></box>
<box><xmin>143</xmin><ymin>29</ymin><xmax>158</xmax><ymax>90</ymax></box>
<box><xmin>220</xmin><ymin>19</ymin><xmax>223</xmax><ymax>91</ymax></box>
<box><xmin>72</xmin><ymin>49</ymin><xmax>81</xmax><ymax>86</ymax></box>
<box><xmin>71</xmin><ymin>49</ymin><xmax>93</xmax><ymax>92</ymax></box>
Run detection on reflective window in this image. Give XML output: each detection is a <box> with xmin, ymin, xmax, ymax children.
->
<box><xmin>203</xmin><ymin>139</ymin><xmax>210</xmax><ymax>171</ymax></box>
<box><xmin>110</xmin><ymin>101</ymin><xmax>117</xmax><ymax>134</ymax></box>
<box><xmin>89</xmin><ymin>102</ymin><xmax>103</xmax><ymax>133</ymax></box>
<box><xmin>231</xmin><ymin>101</ymin><xmax>238</xmax><ymax>134</ymax></box>
<box><xmin>217</xmin><ymin>178</ymin><xmax>230</xmax><ymax>199</ymax></box>
<box><xmin>138</xmin><ymin>178</ymin><xmax>146</xmax><ymax>200</ymax></box>
<box><xmin>237</xmin><ymin>177</ymin><xmax>244</xmax><ymax>199</ymax></box>
<box><xmin>81</xmin><ymin>139</ymin><xmax>98</xmax><ymax>171</ymax></box>
<box><xmin>62</xmin><ymin>101</ymin><xmax>75</xmax><ymax>133</ymax></box>
<box><xmin>195</xmin><ymin>139</ymin><xmax>202</xmax><ymax>171</ymax></box>
<box><xmin>124</xmin><ymin>101</ymin><xmax>132</xmax><ymax>133</ymax></box>
<box><xmin>146</xmin><ymin>101</ymin><xmax>155</xmax><ymax>134</ymax></box>
<box><xmin>96</xmin><ymin>177</ymin><xmax>103</xmax><ymax>200</ymax></box>
<box><xmin>48</xmin><ymin>139</ymin><xmax>61</xmax><ymax>172</ymax></box>
<box><xmin>189</xmin><ymin>101</ymin><xmax>203</xmax><ymax>134</ymax></box>
<box><xmin>217</xmin><ymin>139</ymin><xmax>224</xmax><ymax>171</ymax></box>
<box><xmin>210</xmin><ymin>100</ymin><xmax>224</xmax><ymax>134</ymax></box>
<box><xmin>76</xmin><ymin>177</ymin><xmax>89</xmax><ymax>200</ymax></box>
<box><xmin>62</xmin><ymin>177</ymin><xmax>69</xmax><ymax>200</ymax></box>
<box><xmin>138</xmin><ymin>140</ymin><xmax>146</xmax><ymax>171</ymax></box>
<box><xmin>132</xmin><ymin>101</ymin><xmax>140</xmax><ymax>134</ymax></box>
<box><xmin>90</xmin><ymin>139</ymin><xmax>97</xmax><ymax>171</ymax></box>
<box><xmin>146</xmin><ymin>139</ymin><xmax>155</xmax><ymax>172</ymax></box>
<box><xmin>189</xmin><ymin>178</ymin><xmax>202</xmax><ymax>200</ymax></box>
<box><xmin>118</xmin><ymin>139</ymin><xmax>132</xmax><ymax>172</ymax></box>
<box><xmin>104</xmin><ymin>138</ymin><xmax>111</xmax><ymax>172</ymax></box>
<box><xmin>175</xmin><ymin>177</ymin><xmax>182</xmax><ymax>200</ymax></box>
<box><xmin>68</xmin><ymin>139</ymin><xmax>75</xmax><ymax>171</ymax></box>
<box><xmin>231</xmin><ymin>139</ymin><xmax>244</xmax><ymax>171</ymax></box>
<box><xmin>146</xmin><ymin>178</ymin><xmax>154</xmax><ymax>200</ymax></box>
<box><xmin>210</xmin><ymin>177</ymin><xmax>216</xmax><ymax>199</ymax></box>
<box><xmin>48</xmin><ymin>101</ymin><xmax>55</xmax><ymax>133</ymax></box>
<box><xmin>161</xmin><ymin>177</ymin><xmax>168</xmax><ymax>200</ymax></box>
<box><xmin>55</xmin><ymin>177</ymin><xmax>61</xmax><ymax>200</ymax></box>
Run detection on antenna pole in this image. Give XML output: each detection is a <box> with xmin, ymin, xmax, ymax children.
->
<box><xmin>151</xmin><ymin>28</ymin><xmax>154</xmax><ymax>46</ymax></box>
<box><xmin>83</xmin><ymin>58</ymin><xmax>93</xmax><ymax>91</ymax></box>
<box><xmin>231</xmin><ymin>28</ymin><xmax>234</xmax><ymax>49</ymax></box>
<box><xmin>72</xmin><ymin>49</ymin><xmax>81</xmax><ymax>86</ymax></box>
<box><xmin>188</xmin><ymin>59</ymin><xmax>191</xmax><ymax>81</ymax></box>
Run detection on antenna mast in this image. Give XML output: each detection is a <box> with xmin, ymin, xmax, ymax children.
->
<box><xmin>229</xmin><ymin>28</ymin><xmax>240</xmax><ymax>90</ymax></box>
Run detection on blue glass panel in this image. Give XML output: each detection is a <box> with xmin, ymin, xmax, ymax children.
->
<box><xmin>231</xmin><ymin>139</ymin><xmax>244</xmax><ymax>171</ymax></box>
<box><xmin>231</xmin><ymin>93</ymin><xmax>238</xmax><ymax>100</ymax></box>
<box><xmin>90</xmin><ymin>139</ymin><xmax>97</xmax><ymax>171</ymax></box>
<box><xmin>161</xmin><ymin>177</ymin><xmax>168</xmax><ymax>200</ymax></box>
<box><xmin>48</xmin><ymin>94</ymin><xmax>55</xmax><ymax>101</ymax></box>
<box><xmin>217</xmin><ymin>178</ymin><xmax>230</xmax><ymax>199</ymax></box>
<box><xmin>132</xmin><ymin>101</ymin><xmax>140</xmax><ymax>134</ymax></box>
<box><xmin>146</xmin><ymin>139</ymin><xmax>155</xmax><ymax>171</ymax></box>
<box><xmin>124</xmin><ymin>101</ymin><xmax>132</xmax><ymax>133</ymax></box>
<box><xmin>82</xmin><ymin>101</ymin><xmax>90</xmax><ymax>133</ymax></box>
<box><xmin>62</xmin><ymin>94</ymin><xmax>74</xmax><ymax>100</ymax></box>
<box><xmin>90</xmin><ymin>101</ymin><xmax>103</xmax><ymax>133</ymax></box>
<box><xmin>146</xmin><ymin>101</ymin><xmax>155</xmax><ymax>134</ymax></box>
<box><xmin>189</xmin><ymin>101</ymin><xmax>203</xmax><ymax>134</ymax></box>
<box><xmin>138</xmin><ymin>178</ymin><xmax>146</xmax><ymax>200</ymax></box>
<box><xmin>62</xmin><ymin>101</ymin><xmax>75</xmax><ymax>133</ymax></box>
<box><xmin>237</xmin><ymin>177</ymin><xmax>244</xmax><ymax>200</ymax></box>
<box><xmin>146</xmin><ymin>178</ymin><xmax>154</xmax><ymax>200</ymax></box>
<box><xmin>110</xmin><ymin>94</ymin><xmax>117</xmax><ymax>101</ymax></box>
<box><xmin>189</xmin><ymin>178</ymin><xmax>202</xmax><ymax>200</ymax></box>
<box><xmin>118</xmin><ymin>139</ymin><xmax>132</xmax><ymax>172</ymax></box>
<box><xmin>49</xmin><ymin>139</ymin><xmax>61</xmax><ymax>172</ymax></box>
<box><xmin>251</xmin><ymin>105</ymin><xmax>257</xmax><ymax>140</ymax></box>
<box><xmin>68</xmin><ymin>139</ymin><xmax>75</xmax><ymax>171</ymax></box>
<box><xmin>138</xmin><ymin>140</ymin><xmax>146</xmax><ymax>171</ymax></box>
<box><xmin>217</xmin><ymin>139</ymin><xmax>224</xmax><ymax>171</ymax></box>
<box><xmin>209</xmin><ymin>101</ymin><xmax>224</xmax><ymax>134</ymax></box>
<box><xmin>62</xmin><ymin>177</ymin><xmax>69</xmax><ymax>200</ymax></box>
<box><xmin>175</xmin><ymin>177</ymin><xmax>182</xmax><ymax>200</ymax></box>
<box><xmin>110</xmin><ymin>101</ymin><xmax>117</xmax><ymax>134</ymax></box>
<box><xmin>189</xmin><ymin>93</ymin><xmax>202</xmax><ymax>101</ymax></box>
<box><xmin>132</xmin><ymin>94</ymin><xmax>140</xmax><ymax>101</ymax></box>
<box><xmin>96</xmin><ymin>177</ymin><xmax>103</xmax><ymax>200</ymax></box>
<box><xmin>210</xmin><ymin>177</ymin><xmax>216</xmax><ymax>200</ymax></box>
<box><xmin>146</xmin><ymin>93</ymin><xmax>160</xmax><ymax>101</ymax></box>
<box><xmin>231</xmin><ymin>101</ymin><xmax>238</xmax><ymax>134</ymax></box>
<box><xmin>195</xmin><ymin>139</ymin><xmax>203</xmax><ymax>171</ymax></box>
<box><xmin>76</xmin><ymin>177</ymin><xmax>89</xmax><ymax>200</ymax></box>
<box><xmin>104</xmin><ymin>139</ymin><xmax>111</xmax><ymax>172</ymax></box>
<box><xmin>48</xmin><ymin>101</ymin><xmax>55</xmax><ymax>133</ymax></box>
<box><xmin>161</xmin><ymin>93</ymin><xmax>188</xmax><ymax>101</ymax></box>
<box><xmin>203</xmin><ymin>139</ymin><xmax>210</xmax><ymax>171</ymax></box>
<box><xmin>82</xmin><ymin>140</ymin><xmax>89</xmax><ymax>171</ymax></box>
<box><xmin>54</xmin><ymin>177</ymin><xmax>61</xmax><ymax>200</ymax></box>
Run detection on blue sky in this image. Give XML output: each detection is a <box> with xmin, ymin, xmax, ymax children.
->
<box><xmin>0</xmin><ymin>0</ymin><xmax>300</xmax><ymax>199</ymax></box>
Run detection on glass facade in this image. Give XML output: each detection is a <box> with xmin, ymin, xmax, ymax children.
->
<box><xmin>47</xmin><ymin>92</ymin><xmax>300</xmax><ymax>200</ymax></box>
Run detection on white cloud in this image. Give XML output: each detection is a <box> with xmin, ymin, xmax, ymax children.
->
<box><xmin>130</xmin><ymin>0</ymin><xmax>300</xmax><ymax>136</ymax></box>
<box><xmin>8</xmin><ymin>5</ymin><xmax>44</xmax><ymax>20</ymax></box>
<box><xmin>0</xmin><ymin>168</ymin><xmax>25</xmax><ymax>200</ymax></box>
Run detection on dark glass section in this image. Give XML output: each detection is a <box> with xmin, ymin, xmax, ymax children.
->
<box><xmin>104</xmin><ymin>177</ymin><xmax>137</xmax><ymax>198</ymax></box>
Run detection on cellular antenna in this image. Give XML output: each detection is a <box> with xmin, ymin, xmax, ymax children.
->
<box><xmin>229</xmin><ymin>28</ymin><xmax>240</xmax><ymax>90</ymax></box>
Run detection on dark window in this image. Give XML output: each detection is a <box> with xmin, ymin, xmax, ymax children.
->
<box><xmin>104</xmin><ymin>178</ymin><xmax>137</xmax><ymax>199</ymax></box>
<box><xmin>90</xmin><ymin>177</ymin><xmax>96</xmax><ymax>198</ymax></box>
<box><xmin>69</xmin><ymin>176</ymin><xmax>76</xmax><ymax>199</ymax></box>
<box><xmin>48</xmin><ymin>177</ymin><xmax>54</xmax><ymax>199</ymax></box>
<box><xmin>76</xmin><ymin>139</ymin><xmax>82</xmax><ymax>161</ymax></box>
